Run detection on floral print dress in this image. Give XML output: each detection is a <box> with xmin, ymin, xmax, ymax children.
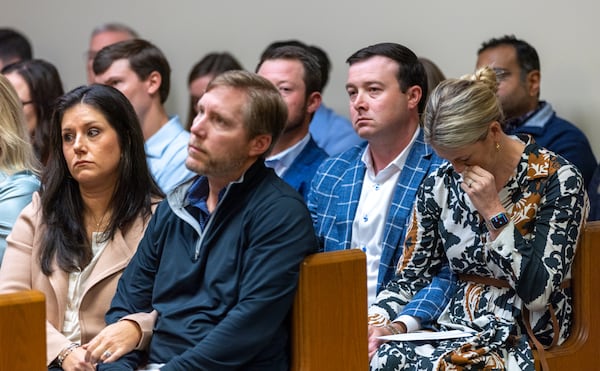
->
<box><xmin>369</xmin><ymin>138</ymin><xmax>587</xmax><ymax>370</ymax></box>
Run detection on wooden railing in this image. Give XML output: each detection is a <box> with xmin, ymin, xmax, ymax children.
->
<box><xmin>291</xmin><ymin>222</ymin><xmax>599</xmax><ymax>370</ymax></box>
<box><xmin>0</xmin><ymin>290</ymin><xmax>46</xmax><ymax>370</ymax></box>
<box><xmin>2</xmin><ymin>221</ymin><xmax>596</xmax><ymax>370</ymax></box>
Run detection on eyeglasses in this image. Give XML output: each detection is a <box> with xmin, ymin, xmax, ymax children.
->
<box><xmin>492</xmin><ymin>68</ymin><xmax>511</xmax><ymax>81</ymax></box>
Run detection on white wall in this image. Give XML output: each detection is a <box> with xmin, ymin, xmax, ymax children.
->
<box><xmin>2</xmin><ymin>0</ymin><xmax>599</xmax><ymax>156</ymax></box>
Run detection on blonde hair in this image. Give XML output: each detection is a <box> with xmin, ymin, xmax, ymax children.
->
<box><xmin>0</xmin><ymin>74</ymin><xmax>40</xmax><ymax>175</ymax></box>
<box><xmin>423</xmin><ymin>66</ymin><xmax>504</xmax><ymax>149</ymax></box>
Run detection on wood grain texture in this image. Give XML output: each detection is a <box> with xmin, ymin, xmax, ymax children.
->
<box><xmin>535</xmin><ymin>220</ymin><xmax>600</xmax><ymax>370</ymax></box>
<box><xmin>291</xmin><ymin>249</ymin><xmax>368</xmax><ymax>370</ymax></box>
<box><xmin>0</xmin><ymin>290</ymin><xmax>46</xmax><ymax>370</ymax></box>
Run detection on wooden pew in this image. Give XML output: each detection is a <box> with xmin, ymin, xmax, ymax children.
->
<box><xmin>0</xmin><ymin>290</ymin><xmax>46</xmax><ymax>370</ymax></box>
<box><xmin>290</xmin><ymin>222</ymin><xmax>598</xmax><ymax>370</ymax></box>
<box><xmin>291</xmin><ymin>249</ymin><xmax>369</xmax><ymax>371</ymax></box>
<box><xmin>534</xmin><ymin>220</ymin><xmax>600</xmax><ymax>370</ymax></box>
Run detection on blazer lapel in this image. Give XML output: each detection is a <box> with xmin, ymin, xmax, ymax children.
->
<box><xmin>81</xmin><ymin>223</ymin><xmax>141</xmax><ymax>299</ymax></box>
<box><xmin>48</xmin><ymin>262</ymin><xmax>69</xmax><ymax>328</ymax></box>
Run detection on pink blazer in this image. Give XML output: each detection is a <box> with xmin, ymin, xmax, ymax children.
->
<box><xmin>0</xmin><ymin>192</ymin><xmax>157</xmax><ymax>365</ymax></box>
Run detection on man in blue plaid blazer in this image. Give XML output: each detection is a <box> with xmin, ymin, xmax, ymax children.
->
<box><xmin>308</xmin><ymin>43</ymin><xmax>455</xmax><ymax>332</ymax></box>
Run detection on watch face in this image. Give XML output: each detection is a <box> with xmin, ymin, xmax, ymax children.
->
<box><xmin>490</xmin><ymin>213</ymin><xmax>509</xmax><ymax>229</ymax></box>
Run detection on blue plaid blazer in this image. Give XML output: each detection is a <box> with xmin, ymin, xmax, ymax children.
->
<box><xmin>308</xmin><ymin>130</ymin><xmax>446</xmax><ymax>294</ymax></box>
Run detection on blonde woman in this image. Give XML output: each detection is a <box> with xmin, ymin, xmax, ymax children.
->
<box><xmin>367</xmin><ymin>67</ymin><xmax>586</xmax><ymax>370</ymax></box>
<box><xmin>0</xmin><ymin>74</ymin><xmax>40</xmax><ymax>264</ymax></box>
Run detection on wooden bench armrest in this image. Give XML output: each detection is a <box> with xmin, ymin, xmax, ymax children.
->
<box><xmin>534</xmin><ymin>221</ymin><xmax>600</xmax><ymax>369</ymax></box>
<box><xmin>291</xmin><ymin>249</ymin><xmax>368</xmax><ymax>371</ymax></box>
<box><xmin>0</xmin><ymin>290</ymin><xmax>46</xmax><ymax>370</ymax></box>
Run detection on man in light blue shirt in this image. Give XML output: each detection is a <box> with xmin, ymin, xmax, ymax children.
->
<box><xmin>93</xmin><ymin>39</ymin><xmax>194</xmax><ymax>193</ymax></box>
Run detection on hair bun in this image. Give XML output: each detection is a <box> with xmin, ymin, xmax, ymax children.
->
<box><xmin>460</xmin><ymin>66</ymin><xmax>498</xmax><ymax>94</ymax></box>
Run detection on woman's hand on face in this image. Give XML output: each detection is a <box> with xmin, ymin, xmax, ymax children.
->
<box><xmin>460</xmin><ymin>165</ymin><xmax>504</xmax><ymax>219</ymax></box>
<box><xmin>83</xmin><ymin>320</ymin><xmax>142</xmax><ymax>364</ymax></box>
<box><xmin>62</xmin><ymin>346</ymin><xmax>95</xmax><ymax>371</ymax></box>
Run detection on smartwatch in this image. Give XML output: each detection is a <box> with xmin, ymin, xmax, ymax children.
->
<box><xmin>488</xmin><ymin>212</ymin><xmax>509</xmax><ymax>230</ymax></box>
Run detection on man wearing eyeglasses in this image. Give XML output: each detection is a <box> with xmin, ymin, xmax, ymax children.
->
<box><xmin>86</xmin><ymin>23</ymin><xmax>137</xmax><ymax>84</ymax></box>
<box><xmin>476</xmin><ymin>35</ymin><xmax>596</xmax><ymax>188</ymax></box>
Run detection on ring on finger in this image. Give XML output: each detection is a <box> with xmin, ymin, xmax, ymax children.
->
<box><xmin>102</xmin><ymin>350</ymin><xmax>112</xmax><ymax>359</ymax></box>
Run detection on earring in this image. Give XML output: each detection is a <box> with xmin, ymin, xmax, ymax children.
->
<box><xmin>495</xmin><ymin>142</ymin><xmax>501</xmax><ymax>152</ymax></box>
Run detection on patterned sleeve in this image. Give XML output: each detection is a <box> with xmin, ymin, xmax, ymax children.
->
<box><xmin>486</xmin><ymin>163</ymin><xmax>587</xmax><ymax>311</ymax></box>
<box><xmin>368</xmin><ymin>174</ymin><xmax>454</xmax><ymax>326</ymax></box>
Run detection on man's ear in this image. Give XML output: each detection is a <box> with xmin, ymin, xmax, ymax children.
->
<box><xmin>146</xmin><ymin>71</ymin><xmax>162</xmax><ymax>96</ymax></box>
<box><xmin>306</xmin><ymin>91</ymin><xmax>322</xmax><ymax>115</ymax></box>
<box><xmin>249</xmin><ymin>134</ymin><xmax>272</xmax><ymax>157</ymax></box>
<box><xmin>406</xmin><ymin>85</ymin><xmax>422</xmax><ymax>111</ymax></box>
<box><xmin>526</xmin><ymin>70</ymin><xmax>541</xmax><ymax>98</ymax></box>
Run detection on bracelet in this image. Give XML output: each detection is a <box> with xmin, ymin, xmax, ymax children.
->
<box><xmin>57</xmin><ymin>343</ymin><xmax>80</xmax><ymax>367</ymax></box>
<box><xmin>384</xmin><ymin>323</ymin><xmax>402</xmax><ymax>335</ymax></box>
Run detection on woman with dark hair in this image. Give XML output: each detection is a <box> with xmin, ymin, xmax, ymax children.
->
<box><xmin>186</xmin><ymin>52</ymin><xmax>243</xmax><ymax>129</ymax></box>
<box><xmin>2</xmin><ymin>59</ymin><xmax>64</xmax><ymax>165</ymax></box>
<box><xmin>0</xmin><ymin>84</ymin><xmax>163</xmax><ymax>371</ymax></box>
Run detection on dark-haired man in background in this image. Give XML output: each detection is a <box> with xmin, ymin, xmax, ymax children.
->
<box><xmin>476</xmin><ymin>35</ymin><xmax>596</xmax><ymax>187</ymax></box>
<box><xmin>0</xmin><ymin>28</ymin><xmax>32</xmax><ymax>69</ymax></box>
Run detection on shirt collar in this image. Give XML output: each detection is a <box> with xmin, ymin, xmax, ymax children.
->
<box><xmin>503</xmin><ymin>102</ymin><xmax>546</xmax><ymax>133</ymax></box>
<box><xmin>361</xmin><ymin>127</ymin><xmax>420</xmax><ymax>181</ymax></box>
<box><xmin>265</xmin><ymin>133</ymin><xmax>311</xmax><ymax>171</ymax></box>
<box><xmin>186</xmin><ymin>169</ymin><xmax>247</xmax><ymax>207</ymax></box>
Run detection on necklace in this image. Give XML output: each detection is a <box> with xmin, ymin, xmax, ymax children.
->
<box><xmin>90</xmin><ymin>210</ymin><xmax>109</xmax><ymax>232</ymax></box>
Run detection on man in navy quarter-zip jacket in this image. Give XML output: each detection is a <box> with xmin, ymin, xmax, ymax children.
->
<box><xmin>87</xmin><ymin>70</ymin><xmax>318</xmax><ymax>371</ymax></box>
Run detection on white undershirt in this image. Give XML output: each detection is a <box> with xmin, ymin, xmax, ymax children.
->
<box><xmin>352</xmin><ymin>127</ymin><xmax>420</xmax><ymax>306</ymax></box>
<box><xmin>62</xmin><ymin>233</ymin><xmax>108</xmax><ymax>343</ymax></box>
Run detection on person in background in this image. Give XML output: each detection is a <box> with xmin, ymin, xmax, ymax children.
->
<box><xmin>308</xmin><ymin>43</ymin><xmax>365</xmax><ymax>155</ymax></box>
<box><xmin>0</xmin><ymin>84</ymin><xmax>163</xmax><ymax>371</ymax></box>
<box><xmin>476</xmin><ymin>35</ymin><xmax>596</xmax><ymax>187</ymax></box>
<box><xmin>260</xmin><ymin>39</ymin><xmax>364</xmax><ymax>155</ymax></box>
<box><xmin>0</xmin><ymin>74</ymin><xmax>40</xmax><ymax>264</ymax></box>
<box><xmin>93</xmin><ymin>39</ymin><xmax>195</xmax><ymax>193</ymax></box>
<box><xmin>0</xmin><ymin>28</ymin><xmax>32</xmax><ymax>70</ymax></box>
<box><xmin>418</xmin><ymin>56</ymin><xmax>446</xmax><ymax>100</ymax></box>
<box><xmin>257</xmin><ymin>45</ymin><xmax>328</xmax><ymax>200</ymax></box>
<box><xmin>84</xmin><ymin>71</ymin><xmax>317</xmax><ymax>370</ymax></box>
<box><xmin>185</xmin><ymin>52</ymin><xmax>243</xmax><ymax>130</ymax></box>
<box><xmin>309</xmin><ymin>42</ymin><xmax>452</xmax><ymax>310</ymax></box>
<box><xmin>3</xmin><ymin>59</ymin><xmax>65</xmax><ymax>165</ymax></box>
<box><xmin>368</xmin><ymin>67</ymin><xmax>586</xmax><ymax>371</ymax></box>
<box><xmin>86</xmin><ymin>23</ymin><xmax>137</xmax><ymax>84</ymax></box>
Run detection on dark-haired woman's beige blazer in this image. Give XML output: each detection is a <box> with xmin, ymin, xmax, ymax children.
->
<box><xmin>0</xmin><ymin>192</ymin><xmax>157</xmax><ymax>365</ymax></box>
